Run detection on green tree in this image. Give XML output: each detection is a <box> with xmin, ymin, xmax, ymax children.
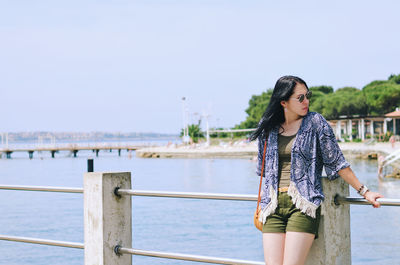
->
<box><xmin>210</xmin><ymin>128</ymin><xmax>229</xmax><ymax>138</ymax></box>
<box><xmin>308</xmin><ymin>86</ymin><xmax>333</xmax><ymax>114</ymax></box>
<box><xmin>320</xmin><ymin>87</ymin><xmax>367</xmax><ymax>119</ymax></box>
<box><xmin>309</xmin><ymin>85</ymin><xmax>334</xmax><ymax>94</ymax></box>
<box><xmin>180</xmin><ymin>122</ymin><xmax>204</xmax><ymax>143</ymax></box>
<box><xmin>362</xmin><ymin>80</ymin><xmax>400</xmax><ymax>115</ymax></box>
<box><xmin>236</xmin><ymin>73</ymin><xmax>400</xmax><ymax>130</ymax></box>
<box><xmin>389</xmin><ymin>74</ymin><xmax>400</xmax><ymax>85</ymax></box>
<box><xmin>308</xmin><ymin>91</ymin><xmax>326</xmax><ymax>114</ymax></box>
<box><xmin>235</xmin><ymin>89</ymin><xmax>273</xmax><ymax>129</ymax></box>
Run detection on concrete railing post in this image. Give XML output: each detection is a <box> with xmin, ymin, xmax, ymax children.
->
<box><xmin>305</xmin><ymin>177</ymin><xmax>351</xmax><ymax>265</ymax></box>
<box><xmin>84</xmin><ymin>172</ymin><xmax>132</xmax><ymax>265</ymax></box>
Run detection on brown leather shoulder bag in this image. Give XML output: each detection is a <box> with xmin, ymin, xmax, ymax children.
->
<box><xmin>254</xmin><ymin>135</ymin><xmax>268</xmax><ymax>231</ymax></box>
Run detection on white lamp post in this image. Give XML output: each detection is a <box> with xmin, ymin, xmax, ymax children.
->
<box><xmin>201</xmin><ymin>112</ymin><xmax>210</xmax><ymax>147</ymax></box>
<box><xmin>181</xmin><ymin>97</ymin><xmax>190</xmax><ymax>144</ymax></box>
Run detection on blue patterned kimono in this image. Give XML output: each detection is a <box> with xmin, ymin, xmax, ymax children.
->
<box><xmin>256</xmin><ymin>112</ymin><xmax>350</xmax><ymax>221</ymax></box>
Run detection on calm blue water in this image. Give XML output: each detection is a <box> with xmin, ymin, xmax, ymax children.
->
<box><xmin>0</xmin><ymin>149</ymin><xmax>399</xmax><ymax>265</ymax></box>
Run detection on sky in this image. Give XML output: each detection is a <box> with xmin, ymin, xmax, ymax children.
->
<box><xmin>1</xmin><ymin>0</ymin><xmax>399</xmax><ymax>134</ymax></box>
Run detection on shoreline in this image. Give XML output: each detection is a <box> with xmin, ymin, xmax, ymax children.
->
<box><xmin>135</xmin><ymin>142</ymin><xmax>258</xmax><ymax>159</ymax></box>
<box><xmin>136</xmin><ymin>141</ymin><xmax>399</xmax><ymax>159</ymax></box>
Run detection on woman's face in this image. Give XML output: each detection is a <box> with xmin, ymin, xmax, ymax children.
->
<box><xmin>282</xmin><ymin>83</ymin><xmax>310</xmax><ymax>117</ymax></box>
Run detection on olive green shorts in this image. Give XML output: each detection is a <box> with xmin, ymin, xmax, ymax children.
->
<box><xmin>262</xmin><ymin>192</ymin><xmax>321</xmax><ymax>239</ymax></box>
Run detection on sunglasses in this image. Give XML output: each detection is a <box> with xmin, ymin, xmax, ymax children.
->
<box><xmin>290</xmin><ymin>91</ymin><xmax>312</xmax><ymax>103</ymax></box>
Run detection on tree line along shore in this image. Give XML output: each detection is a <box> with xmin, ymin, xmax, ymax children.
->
<box><xmin>182</xmin><ymin>73</ymin><xmax>400</xmax><ymax>144</ymax></box>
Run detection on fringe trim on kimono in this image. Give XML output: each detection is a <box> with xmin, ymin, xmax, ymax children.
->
<box><xmin>258</xmin><ymin>185</ymin><xmax>278</xmax><ymax>224</ymax></box>
<box><xmin>288</xmin><ymin>181</ymin><xmax>318</xmax><ymax>218</ymax></box>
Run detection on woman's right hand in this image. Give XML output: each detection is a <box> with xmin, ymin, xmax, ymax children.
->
<box><xmin>364</xmin><ymin>191</ymin><xmax>384</xmax><ymax>208</ymax></box>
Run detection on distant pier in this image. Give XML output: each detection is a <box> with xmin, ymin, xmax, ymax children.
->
<box><xmin>0</xmin><ymin>143</ymin><xmax>151</xmax><ymax>159</ymax></box>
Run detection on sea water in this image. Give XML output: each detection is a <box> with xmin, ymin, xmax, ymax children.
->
<box><xmin>0</xmin><ymin>149</ymin><xmax>399</xmax><ymax>265</ymax></box>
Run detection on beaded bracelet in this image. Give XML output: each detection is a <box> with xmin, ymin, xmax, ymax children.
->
<box><xmin>358</xmin><ymin>184</ymin><xmax>369</xmax><ymax>196</ymax></box>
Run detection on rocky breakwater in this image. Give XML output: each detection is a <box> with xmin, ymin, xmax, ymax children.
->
<box><xmin>339</xmin><ymin>142</ymin><xmax>400</xmax><ymax>179</ymax></box>
<box><xmin>338</xmin><ymin>142</ymin><xmax>397</xmax><ymax>159</ymax></box>
<box><xmin>135</xmin><ymin>141</ymin><xmax>258</xmax><ymax>159</ymax></box>
<box><xmin>136</xmin><ymin>141</ymin><xmax>399</xmax><ymax>160</ymax></box>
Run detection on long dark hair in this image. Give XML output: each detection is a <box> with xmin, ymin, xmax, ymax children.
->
<box><xmin>249</xmin><ymin>75</ymin><xmax>309</xmax><ymax>141</ymax></box>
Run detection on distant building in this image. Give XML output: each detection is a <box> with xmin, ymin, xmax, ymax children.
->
<box><xmin>328</xmin><ymin>108</ymin><xmax>400</xmax><ymax>141</ymax></box>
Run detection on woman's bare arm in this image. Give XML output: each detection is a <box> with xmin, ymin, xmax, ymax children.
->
<box><xmin>338</xmin><ymin>167</ymin><xmax>383</xmax><ymax>208</ymax></box>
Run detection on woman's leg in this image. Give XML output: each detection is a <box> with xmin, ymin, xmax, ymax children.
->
<box><xmin>283</xmin><ymin>232</ymin><xmax>315</xmax><ymax>265</ymax></box>
<box><xmin>262</xmin><ymin>232</ymin><xmax>286</xmax><ymax>265</ymax></box>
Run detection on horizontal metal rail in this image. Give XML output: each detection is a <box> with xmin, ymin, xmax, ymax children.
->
<box><xmin>0</xmin><ymin>235</ymin><xmax>83</xmax><ymax>249</ymax></box>
<box><xmin>115</xmin><ymin>246</ymin><xmax>264</xmax><ymax>265</ymax></box>
<box><xmin>3</xmin><ymin>186</ymin><xmax>400</xmax><ymax>207</ymax></box>
<box><xmin>335</xmin><ymin>195</ymin><xmax>400</xmax><ymax>206</ymax></box>
<box><xmin>0</xmin><ymin>186</ymin><xmax>257</xmax><ymax>201</ymax></box>
<box><xmin>0</xmin><ymin>185</ymin><xmax>83</xmax><ymax>193</ymax></box>
<box><xmin>208</xmin><ymin>128</ymin><xmax>256</xmax><ymax>133</ymax></box>
<box><xmin>116</xmin><ymin>189</ymin><xmax>258</xmax><ymax>201</ymax></box>
<box><xmin>2</xmin><ymin>186</ymin><xmax>399</xmax><ymax>207</ymax></box>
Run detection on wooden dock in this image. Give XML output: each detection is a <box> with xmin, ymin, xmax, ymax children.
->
<box><xmin>0</xmin><ymin>143</ymin><xmax>151</xmax><ymax>159</ymax></box>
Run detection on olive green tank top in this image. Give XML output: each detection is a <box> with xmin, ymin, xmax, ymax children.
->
<box><xmin>278</xmin><ymin>133</ymin><xmax>297</xmax><ymax>188</ymax></box>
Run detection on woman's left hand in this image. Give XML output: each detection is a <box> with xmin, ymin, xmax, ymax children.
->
<box><xmin>364</xmin><ymin>191</ymin><xmax>384</xmax><ymax>208</ymax></box>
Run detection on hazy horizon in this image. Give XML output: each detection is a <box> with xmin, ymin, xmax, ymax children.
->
<box><xmin>2</xmin><ymin>0</ymin><xmax>399</xmax><ymax>134</ymax></box>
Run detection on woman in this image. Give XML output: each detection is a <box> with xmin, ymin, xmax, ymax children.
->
<box><xmin>251</xmin><ymin>75</ymin><xmax>383</xmax><ymax>265</ymax></box>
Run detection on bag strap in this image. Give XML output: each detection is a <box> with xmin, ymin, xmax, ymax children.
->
<box><xmin>256</xmin><ymin>134</ymin><xmax>268</xmax><ymax>211</ymax></box>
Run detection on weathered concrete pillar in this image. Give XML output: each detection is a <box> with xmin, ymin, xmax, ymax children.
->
<box><xmin>337</xmin><ymin>121</ymin><xmax>342</xmax><ymax>141</ymax></box>
<box><xmin>305</xmin><ymin>177</ymin><xmax>351</xmax><ymax>265</ymax></box>
<box><xmin>361</xmin><ymin>119</ymin><xmax>365</xmax><ymax>141</ymax></box>
<box><xmin>384</xmin><ymin>119</ymin><xmax>387</xmax><ymax>135</ymax></box>
<box><xmin>337</xmin><ymin>120</ymin><xmax>342</xmax><ymax>141</ymax></box>
<box><xmin>84</xmin><ymin>172</ymin><xmax>132</xmax><ymax>265</ymax></box>
<box><xmin>348</xmin><ymin>119</ymin><xmax>352</xmax><ymax>141</ymax></box>
<box><xmin>370</xmin><ymin>120</ymin><xmax>374</xmax><ymax>137</ymax></box>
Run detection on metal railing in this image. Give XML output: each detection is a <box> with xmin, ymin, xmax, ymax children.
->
<box><xmin>4</xmin><ymin>185</ymin><xmax>399</xmax><ymax>206</ymax></box>
<box><xmin>115</xmin><ymin>188</ymin><xmax>257</xmax><ymax>201</ymax></box>
<box><xmin>208</xmin><ymin>128</ymin><xmax>256</xmax><ymax>133</ymax></box>
<box><xmin>335</xmin><ymin>195</ymin><xmax>400</xmax><ymax>206</ymax></box>
<box><xmin>112</xmin><ymin>188</ymin><xmax>400</xmax><ymax>264</ymax></box>
<box><xmin>0</xmin><ymin>184</ymin><xmax>264</xmax><ymax>265</ymax></box>
<box><xmin>0</xmin><ymin>185</ymin><xmax>83</xmax><ymax>193</ymax></box>
<box><xmin>0</xmin><ymin>235</ymin><xmax>83</xmax><ymax>249</ymax></box>
<box><xmin>2</xmin><ymin>184</ymin><xmax>400</xmax><ymax>265</ymax></box>
<box><xmin>0</xmin><ymin>185</ymin><xmax>85</xmax><ymax>256</ymax></box>
<box><xmin>114</xmin><ymin>246</ymin><xmax>264</xmax><ymax>265</ymax></box>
